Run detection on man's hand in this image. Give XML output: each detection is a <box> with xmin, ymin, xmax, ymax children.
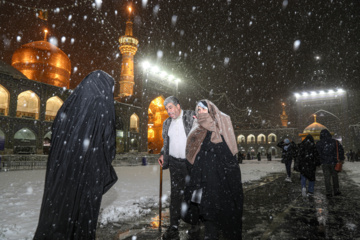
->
<box><xmin>158</xmin><ymin>155</ymin><xmax>164</xmax><ymax>167</ymax></box>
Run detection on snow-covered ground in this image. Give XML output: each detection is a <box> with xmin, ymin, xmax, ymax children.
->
<box><xmin>0</xmin><ymin>159</ymin><xmax>359</xmax><ymax>240</ymax></box>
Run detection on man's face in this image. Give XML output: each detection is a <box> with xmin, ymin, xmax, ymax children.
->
<box><xmin>165</xmin><ymin>102</ymin><xmax>181</xmax><ymax>119</ymax></box>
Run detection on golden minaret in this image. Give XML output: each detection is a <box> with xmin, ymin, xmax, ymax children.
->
<box><xmin>280</xmin><ymin>102</ymin><xmax>288</xmax><ymax>127</ymax></box>
<box><xmin>118</xmin><ymin>6</ymin><xmax>138</xmax><ymax>99</ymax></box>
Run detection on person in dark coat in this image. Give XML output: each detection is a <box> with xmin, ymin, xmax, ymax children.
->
<box><xmin>184</xmin><ymin>100</ymin><xmax>243</xmax><ymax>239</ymax></box>
<box><xmin>297</xmin><ymin>134</ymin><xmax>321</xmax><ymax>197</ymax></box>
<box><xmin>277</xmin><ymin>138</ymin><xmax>297</xmax><ymax>182</ymax></box>
<box><xmin>257</xmin><ymin>152</ymin><xmax>261</xmax><ymax>161</ymax></box>
<box><xmin>316</xmin><ymin>129</ymin><xmax>344</xmax><ymax>198</ymax></box>
<box><xmin>34</xmin><ymin>70</ymin><xmax>118</xmax><ymax>240</ymax></box>
<box><xmin>238</xmin><ymin>152</ymin><xmax>244</xmax><ymax>164</ymax></box>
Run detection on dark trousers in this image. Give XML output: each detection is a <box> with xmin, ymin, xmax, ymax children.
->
<box><xmin>169</xmin><ymin>156</ymin><xmax>188</xmax><ymax>227</ymax></box>
<box><xmin>285</xmin><ymin>159</ymin><xmax>292</xmax><ymax>177</ymax></box>
<box><xmin>204</xmin><ymin>220</ymin><xmax>219</xmax><ymax>240</ymax></box>
<box><xmin>322</xmin><ymin>163</ymin><xmax>340</xmax><ymax>195</ymax></box>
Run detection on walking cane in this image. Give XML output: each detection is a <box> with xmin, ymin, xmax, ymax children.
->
<box><xmin>159</xmin><ymin>165</ymin><xmax>163</xmax><ymax>232</ymax></box>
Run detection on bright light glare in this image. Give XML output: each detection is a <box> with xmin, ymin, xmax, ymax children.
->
<box><xmin>151</xmin><ymin>66</ymin><xmax>160</xmax><ymax>73</ymax></box>
<box><xmin>311</xmin><ymin>91</ymin><xmax>317</xmax><ymax>96</ymax></box>
<box><xmin>328</xmin><ymin>89</ymin><xmax>334</xmax><ymax>94</ymax></box>
<box><xmin>294</xmin><ymin>93</ymin><xmax>300</xmax><ymax>98</ymax></box>
<box><xmin>168</xmin><ymin>75</ymin><xmax>174</xmax><ymax>81</ymax></box>
<box><xmin>319</xmin><ymin>90</ymin><xmax>325</xmax><ymax>94</ymax></box>
<box><xmin>160</xmin><ymin>71</ymin><xmax>167</xmax><ymax>78</ymax></box>
<box><xmin>302</xmin><ymin>92</ymin><xmax>308</xmax><ymax>96</ymax></box>
<box><xmin>337</xmin><ymin>88</ymin><xmax>345</xmax><ymax>93</ymax></box>
<box><xmin>175</xmin><ymin>78</ymin><xmax>181</xmax><ymax>83</ymax></box>
<box><xmin>142</xmin><ymin>61</ymin><xmax>150</xmax><ymax>70</ymax></box>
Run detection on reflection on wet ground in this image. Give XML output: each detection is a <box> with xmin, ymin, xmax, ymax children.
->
<box><xmin>96</xmin><ymin>169</ymin><xmax>360</xmax><ymax>239</ymax></box>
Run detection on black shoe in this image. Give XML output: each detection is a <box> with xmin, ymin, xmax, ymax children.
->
<box><xmin>326</xmin><ymin>194</ymin><xmax>333</xmax><ymax>198</ymax></box>
<box><xmin>334</xmin><ymin>191</ymin><xmax>342</xmax><ymax>196</ymax></box>
<box><xmin>162</xmin><ymin>226</ymin><xmax>179</xmax><ymax>240</ymax></box>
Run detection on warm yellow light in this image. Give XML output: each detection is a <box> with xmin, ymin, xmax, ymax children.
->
<box><xmin>128</xmin><ymin>7</ymin><xmax>132</xmax><ymax>13</ymax></box>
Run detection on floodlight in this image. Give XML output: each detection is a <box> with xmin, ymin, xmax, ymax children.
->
<box><xmin>168</xmin><ymin>75</ymin><xmax>175</xmax><ymax>81</ymax></box>
<box><xmin>151</xmin><ymin>66</ymin><xmax>160</xmax><ymax>73</ymax></box>
<box><xmin>302</xmin><ymin>92</ymin><xmax>308</xmax><ymax>97</ymax></box>
<box><xmin>142</xmin><ymin>61</ymin><xmax>150</xmax><ymax>70</ymax></box>
<box><xmin>160</xmin><ymin>71</ymin><xmax>167</xmax><ymax>78</ymax></box>
<box><xmin>328</xmin><ymin>89</ymin><xmax>334</xmax><ymax>94</ymax></box>
<box><xmin>311</xmin><ymin>91</ymin><xmax>317</xmax><ymax>96</ymax></box>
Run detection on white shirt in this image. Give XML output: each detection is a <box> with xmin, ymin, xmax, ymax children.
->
<box><xmin>168</xmin><ymin>110</ymin><xmax>187</xmax><ymax>159</ymax></box>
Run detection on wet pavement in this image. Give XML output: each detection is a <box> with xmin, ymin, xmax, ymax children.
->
<box><xmin>96</xmin><ymin>169</ymin><xmax>360</xmax><ymax>240</ymax></box>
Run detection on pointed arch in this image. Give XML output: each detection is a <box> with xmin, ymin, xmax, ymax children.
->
<box><xmin>46</xmin><ymin>96</ymin><xmax>63</xmax><ymax>121</ymax></box>
<box><xmin>237</xmin><ymin>134</ymin><xmax>245</xmax><ymax>144</ymax></box>
<box><xmin>0</xmin><ymin>84</ymin><xmax>10</xmax><ymax>116</ymax></box>
<box><xmin>148</xmin><ymin>96</ymin><xmax>167</xmax><ymax>154</ymax></box>
<box><xmin>14</xmin><ymin>128</ymin><xmax>36</xmax><ymax>140</ymax></box>
<box><xmin>257</xmin><ymin>134</ymin><xmax>266</xmax><ymax>144</ymax></box>
<box><xmin>16</xmin><ymin>90</ymin><xmax>40</xmax><ymax>119</ymax></box>
<box><xmin>268</xmin><ymin>133</ymin><xmax>277</xmax><ymax>143</ymax></box>
<box><xmin>130</xmin><ymin>113</ymin><xmax>140</xmax><ymax>132</ymax></box>
<box><xmin>247</xmin><ymin>134</ymin><xmax>255</xmax><ymax>144</ymax></box>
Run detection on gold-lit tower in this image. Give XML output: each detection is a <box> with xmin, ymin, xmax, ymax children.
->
<box><xmin>280</xmin><ymin>102</ymin><xmax>288</xmax><ymax>127</ymax></box>
<box><xmin>118</xmin><ymin>6</ymin><xmax>138</xmax><ymax>99</ymax></box>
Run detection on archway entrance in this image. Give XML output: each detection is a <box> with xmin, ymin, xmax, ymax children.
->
<box><xmin>14</xmin><ymin>128</ymin><xmax>36</xmax><ymax>154</ymax></box>
<box><xmin>148</xmin><ymin>96</ymin><xmax>167</xmax><ymax>154</ymax></box>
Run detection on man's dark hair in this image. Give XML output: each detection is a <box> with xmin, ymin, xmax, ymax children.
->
<box><xmin>164</xmin><ymin>96</ymin><xmax>180</xmax><ymax>107</ymax></box>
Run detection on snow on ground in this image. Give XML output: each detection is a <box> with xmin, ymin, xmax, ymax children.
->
<box><xmin>0</xmin><ymin>159</ymin><xmax>359</xmax><ymax>240</ymax></box>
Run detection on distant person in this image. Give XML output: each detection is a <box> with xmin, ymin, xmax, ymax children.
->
<box><xmin>257</xmin><ymin>152</ymin><xmax>261</xmax><ymax>161</ymax></box>
<box><xmin>247</xmin><ymin>152</ymin><xmax>251</xmax><ymax>160</ymax></box>
<box><xmin>157</xmin><ymin>96</ymin><xmax>196</xmax><ymax>239</ymax></box>
<box><xmin>267</xmin><ymin>153</ymin><xmax>272</xmax><ymax>161</ymax></box>
<box><xmin>277</xmin><ymin>138</ymin><xmax>297</xmax><ymax>182</ymax></box>
<box><xmin>316</xmin><ymin>129</ymin><xmax>344</xmax><ymax>198</ymax></box>
<box><xmin>346</xmin><ymin>151</ymin><xmax>350</xmax><ymax>161</ymax></box>
<box><xmin>350</xmin><ymin>149</ymin><xmax>354</xmax><ymax>162</ymax></box>
<box><xmin>297</xmin><ymin>134</ymin><xmax>321</xmax><ymax>197</ymax></box>
<box><xmin>238</xmin><ymin>152</ymin><xmax>244</xmax><ymax>164</ymax></box>
<box><xmin>184</xmin><ymin>100</ymin><xmax>243</xmax><ymax>239</ymax></box>
<box><xmin>34</xmin><ymin>71</ymin><xmax>118</xmax><ymax>239</ymax></box>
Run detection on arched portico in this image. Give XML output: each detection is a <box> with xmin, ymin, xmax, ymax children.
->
<box><xmin>148</xmin><ymin>96</ymin><xmax>167</xmax><ymax>154</ymax></box>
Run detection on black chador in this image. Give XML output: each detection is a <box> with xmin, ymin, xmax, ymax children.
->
<box><xmin>34</xmin><ymin>70</ymin><xmax>118</xmax><ymax>240</ymax></box>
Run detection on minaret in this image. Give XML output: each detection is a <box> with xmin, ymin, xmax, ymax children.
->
<box><xmin>280</xmin><ymin>102</ymin><xmax>288</xmax><ymax>127</ymax></box>
<box><xmin>118</xmin><ymin>6</ymin><xmax>138</xmax><ymax>99</ymax></box>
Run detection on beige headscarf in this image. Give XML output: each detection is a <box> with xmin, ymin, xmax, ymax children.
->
<box><xmin>186</xmin><ymin>100</ymin><xmax>238</xmax><ymax>165</ymax></box>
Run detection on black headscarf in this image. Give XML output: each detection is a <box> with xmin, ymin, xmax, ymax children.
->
<box><xmin>34</xmin><ymin>70</ymin><xmax>118</xmax><ymax>240</ymax></box>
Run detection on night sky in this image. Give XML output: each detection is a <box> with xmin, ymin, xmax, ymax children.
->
<box><xmin>1</xmin><ymin>0</ymin><xmax>359</xmax><ymax>127</ymax></box>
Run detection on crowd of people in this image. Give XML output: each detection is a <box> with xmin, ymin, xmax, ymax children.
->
<box><xmin>276</xmin><ymin>130</ymin><xmax>345</xmax><ymax>199</ymax></box>
<box><xmin>32</xmin><ymin>70</ymin><xmax>353</xmax><ymax>240</ymax></box>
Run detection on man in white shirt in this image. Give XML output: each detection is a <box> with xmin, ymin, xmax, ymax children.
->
<box><xmin>158</xmin><ymin>96</ymin><xmax>195</xmax><ymax>239</ymax></box>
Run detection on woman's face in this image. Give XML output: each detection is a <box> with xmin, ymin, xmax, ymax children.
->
<box><xmin>197</xmin><ymin>106</ymin><xmax>208</xmax><ymax>114</ymax></box>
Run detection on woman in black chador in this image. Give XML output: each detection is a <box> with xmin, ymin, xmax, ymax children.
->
<box><xmin>34</xmin><ymin>70</ymin><xmax>118</xmax><ymax>240</ymax></box>
<box><xmin>184</xmin><ymin>100</ymin><xmax>243</xmax><ymax>239</ymax></box>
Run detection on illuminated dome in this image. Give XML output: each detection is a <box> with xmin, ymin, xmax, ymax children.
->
<box><xmin>299</xmin><ymin>114</ymin><xmax>332</xmax><ymax>142</ymax></box>
<box><xmin>303</xmin><ymin>121</ymin><xmax>328</xmax><ymax>134</ymax></box>
<box><xmin>11</xmin><ymin>40</ymin><xmax>71</xmax><ymax>88</ymax></box>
